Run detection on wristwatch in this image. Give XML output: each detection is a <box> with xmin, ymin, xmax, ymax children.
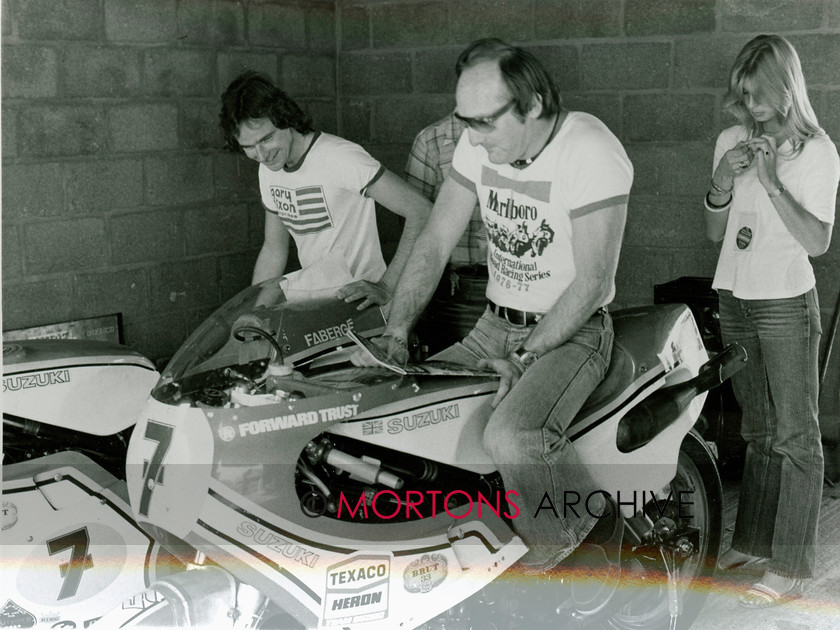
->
<box><xmin>510</xmin><ymin>347</ymin><xmax>539</xmax><ymax>371</ymax></box>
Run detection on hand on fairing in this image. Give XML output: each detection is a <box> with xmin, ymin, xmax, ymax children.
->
<box><xmin>231</xmin><ymin>308</ymin><xmax>273</xmax><ymax>340</ymax></box>
<box><xmin>478</xmin><ymin>357</ymin><xmax>525</xmax><ymax>409</ymax></box>
<box><xmin>713</xmin><ymin>141</ymin><xmax>754</xmax><ymax>189</ymax></box>
<box><xmin>747</xmin><ymin>135</ymin><xmax>780</xmax><ymax>191</ymax></box>
<box><xmin>336</xmin><ymin>279</ymin><xmax>391</xmax><ymax>311</ymax></box>
<box><xmin>350</xmin><ymin>334</ymin><xmax>410</xmax><ymax>368</ymax></box>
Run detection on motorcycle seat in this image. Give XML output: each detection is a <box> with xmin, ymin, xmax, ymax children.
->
<box><xmin>572</xmin><ymin>339</ymin><xmax>636</xmax><ymax>428</ymax></box>
<box><xmin>569</xmin><ymin>304</ymin><xmax>691</xmax><ymax>429</ymax></box>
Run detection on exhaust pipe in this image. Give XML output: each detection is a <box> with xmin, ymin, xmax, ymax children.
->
<box><xmin>616</xmin><ymin>343</ymin><xmax>747</xmax><ymax>453</ymax></box>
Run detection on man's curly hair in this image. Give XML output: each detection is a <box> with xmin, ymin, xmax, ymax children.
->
<box><xmin>219</xmin><ymin>71</ymin><xmax>313</xmax><ymax>151</ymax></box>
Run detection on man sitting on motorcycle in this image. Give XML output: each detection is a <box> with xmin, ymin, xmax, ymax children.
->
<box><xmin>353</xmin><ymin>38</ymin><xmax>633</xmax><ymax>575</ymax></box>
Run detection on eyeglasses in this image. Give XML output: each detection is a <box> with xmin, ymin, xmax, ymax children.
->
<box><xmin>454</xmin><ymin>99</ymin><xmax>516</xmax><ymax>132</ymax></box>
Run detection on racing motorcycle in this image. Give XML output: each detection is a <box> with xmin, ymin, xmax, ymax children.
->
<box><xmin>1</xmin><ymin>339</ymin><xmax>166</xmax><ymax>628</ymax></box>
<box><xmin>99</xmin><ymin>265</ymin><xmax>744</xmax><ymax>630</ymax></box>
<box><xmin>1</xmin><ymin>265</ymin><xmax>746</xmax><ymax>630</ymax></box>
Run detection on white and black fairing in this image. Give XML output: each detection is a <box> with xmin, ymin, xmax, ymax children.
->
<box><xmin>3</xmin><ymin>340</ymin><xmax>159</xmax><ymax>477</ymax></box>
<box><xmin>125</xmin><ymin>275</ymin><xmax>736</xmax><ymax>630</ymax></box>
<box><xmin>2</xmin><ymin>339</ymin><xmax>165</xmax><ymax>629</ymax></box>
<box><xmin>127</xmin><ymin>279</ymin><xmax>526</xmax><ymax>629</ymax></box>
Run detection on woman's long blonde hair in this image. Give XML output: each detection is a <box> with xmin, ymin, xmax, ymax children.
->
<box><xmin>724</xmin><ymin>34</ymin><xmax>823</xmax><ymax>153</ymax></box>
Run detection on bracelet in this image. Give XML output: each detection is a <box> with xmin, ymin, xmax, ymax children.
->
<box><xmin>704</xmin><ymin>191</ymin><xmax>732</xmax><ymax>213</ymax></box>
<box><xmin>710</xmin><ymin>179</ymin><xmax>733</xmax><ymax>195</ymax></box>
<box><xmin>381</xmin><ymin>333</ymin><xmax>408</xmax><ymax>350</ymax></box>
<box><xmin>767</xmin><ymin>184</ymin><xmax>786</xmax><ymax>199</ymax></box>
<box><xmin>706</xmin><ymin>190</ymin><xmax>731</xmax><ymax>208</ymax></box>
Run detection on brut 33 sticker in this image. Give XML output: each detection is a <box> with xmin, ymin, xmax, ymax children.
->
<box><xmin>403</xmin><ymin>553</ymin><xmax>447</xmax><ymax>594</ymax></box>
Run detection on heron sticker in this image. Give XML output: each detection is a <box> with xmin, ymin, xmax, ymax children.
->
<box><xmin>324</xmin><ymin>554</ymin><xmax>390</xmax><ymax>625</ymax></box>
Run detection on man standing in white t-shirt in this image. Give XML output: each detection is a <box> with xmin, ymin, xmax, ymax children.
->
<box><xmin>353</xmin><ymin>39</ymin><xmax>633</xmax><ymax>582</ymax></box>
<box><xmin>220</xmin><ymin>72</ymin><xmax>430</xmax><ymax>309</ymax></box>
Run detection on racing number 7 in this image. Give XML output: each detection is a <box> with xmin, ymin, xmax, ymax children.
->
<box><xmin>47</xmin><ymin>528</ymin><xmax>94</xmax><ymax>600</ymax></box>
<box><xmin>138</xmin><ymin>421</ymin><xmax>175</xmax><ymax>518</ymax></box>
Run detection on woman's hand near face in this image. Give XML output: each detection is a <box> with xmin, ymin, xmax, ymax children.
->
<box><xmin>747</xmin><ymin>135</ymin><xmax>781</xmax><ymax>191</ymax></box>
<box><xmin>714</xmin><ymin>141</ymin><xmax>754</xmax><ymax>189</ymax></box>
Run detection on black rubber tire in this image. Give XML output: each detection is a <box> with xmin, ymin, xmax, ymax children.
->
<box><xmin>419</xmin><ymin>430</ymin><xmax>724</xmax><ymax>630</ymax></box>
<box><xmin>594</xmin><ymin>430</ymin><xmax>724</xmax><ymax>630</ymax></box>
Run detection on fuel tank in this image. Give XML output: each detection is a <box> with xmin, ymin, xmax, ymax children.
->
<box><xmin>2</xmin><ymin>339</ymin><xmax>159</xmax><ymax>435</ymax></box>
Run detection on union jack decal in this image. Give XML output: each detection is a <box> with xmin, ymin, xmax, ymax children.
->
<box><xmin>362</xmin><ymin>420</ymin><xmax>383</xmax><ymax>435</ymax></box>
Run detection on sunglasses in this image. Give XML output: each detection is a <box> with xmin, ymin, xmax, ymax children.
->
<box><xmin>454</xmin><ymin>99</ymin><xmax>516</xmax><ymax>132</ymax></box>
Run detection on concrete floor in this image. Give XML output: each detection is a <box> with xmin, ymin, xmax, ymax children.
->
<box><xmin>689</xmin><ymin>478</ymin><xmax>840</xmax><ymax>630</ymax></box>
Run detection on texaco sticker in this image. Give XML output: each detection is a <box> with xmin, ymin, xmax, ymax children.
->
<box><xmin>323</xmin><ymin>554</ymin><xmax>390</xmax><ymax>626</ymax></box>
<box><xmin>403</xmin><ymin>553</ymin><xmax>447</xmax><ymax>594</ymax></box>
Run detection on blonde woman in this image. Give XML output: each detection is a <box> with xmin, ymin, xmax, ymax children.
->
<box><xmin>705</xmin><ymin>34</ymin><xmax>839</xmax><ymax>607</ymax></box>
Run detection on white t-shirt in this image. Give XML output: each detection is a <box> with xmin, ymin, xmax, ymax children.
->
<box><xmin>712</xmin><ymin>125</ymin><xmax>839</xmax><ymax>299</ymax></box>
<box><xmin>450</xmin><ymin>111</ymin><xmax>633</xmax><ymax>313</ymax></box>
<box><xmin>258</xmin><ymin>132</ymin><xmax>387</xmax><ymax>282</ymax></box>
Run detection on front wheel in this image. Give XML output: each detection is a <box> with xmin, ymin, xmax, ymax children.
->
<box><xmin>93</xmin><ymin>572</ymin><xmax>306</xmax><ymax>629</ymax></box>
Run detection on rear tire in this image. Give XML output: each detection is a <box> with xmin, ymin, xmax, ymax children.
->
<box><xmin>437</xmin><ymin>430</ymin><xmax>724</xmax><ymax>630</ymax></box>
<box><xmin>596</xmin><ymin>430</ymin><xmax>723</xmax><ymax>629</ymax></box>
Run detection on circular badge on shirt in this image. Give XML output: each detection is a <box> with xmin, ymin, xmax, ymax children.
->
<box><xmin>736</xmin><ymin>226</ymin><xmax>753</xmax><ymax>250</ymax></box>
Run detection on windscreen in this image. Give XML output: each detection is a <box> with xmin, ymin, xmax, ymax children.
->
<box><xmin>154</xmin><ymin>270</ymin><xmax>386</xmax><ymax>399</ymax></box>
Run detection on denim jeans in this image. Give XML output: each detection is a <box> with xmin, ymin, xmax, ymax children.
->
<box><xmin>415</xmin><ymin>265</ymin><xmax>489</xmax><ymax>357</ymax></box>
<box><xmin>718</xmin><ymin>289</ymin><xmax>824</xmax><ymax>578</ymax></box>
<box><xmin>433</xmin><ymin>306</ymin><xmax>613</xmax><ymax>569</ymax></box>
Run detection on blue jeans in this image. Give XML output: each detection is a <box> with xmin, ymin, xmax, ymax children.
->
<box><xmin>433</xmin><ymin>306</ymin><xmax>613</xmax><ymax>569</ymax></box>
<box><xmin>416</xmin><ymin>265</ymin><xmax>489</xmax><ymax>357</ymax></box>
<box><xmin>718</xmin><ymin>289</ymin><xmax>824</xmax><ymax>578</ymax></box>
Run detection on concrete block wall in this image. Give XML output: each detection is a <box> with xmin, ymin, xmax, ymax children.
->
<box><xmin>2</xmin><ymin>0</ymin><xmax>337</xmax><ymax>362</ymax></box>
<box><xmin>336</xmin><ymin>0</ymin><xmax>840</xmax><ymax>428</ymax></box>
<box><xmin>2</xmin><ymin>0</ymin><xmax>838</xmax><ymax>427</ymax></box>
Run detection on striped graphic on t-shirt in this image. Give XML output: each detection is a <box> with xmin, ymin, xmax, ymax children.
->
<box><xmin>291</xmin><ymin>186</ymin><xmax>333</xmax><ymax>234</ymax></box>
<box><xmin>268</xmin><ymin>185</ymin><xmax>334</xmax><ymax>235</ymax></box>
